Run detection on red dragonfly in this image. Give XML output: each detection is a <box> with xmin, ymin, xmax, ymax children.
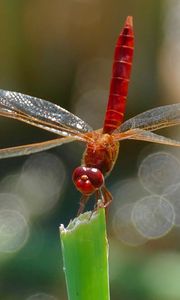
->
<box><xmin>0</xmin><ymin>16</ymin><xmax>179</xmax><ymax>214</ymax></box>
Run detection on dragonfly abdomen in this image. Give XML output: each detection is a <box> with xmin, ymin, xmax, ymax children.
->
<box><xmin>103</xmin><ymin>16</ymin><xmax>134</xmax><ymax>134</ymax></box>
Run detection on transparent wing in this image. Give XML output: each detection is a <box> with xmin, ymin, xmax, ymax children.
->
<box><xmin>0</xmin><ymin>89</ymin><xmax>93</xmax><ymax>137</ymax></box>
<box><xmin>0</xmin><ymin>136</ymin><xmax>79</xmax><ymax>159</ymax></box>
<box><xmin>115</xmin><ymin>129</ymin><xmax>180</xmax><ymax>146</ymax></box>
<box><xmin>119</xmin><ymin>104</ymin><xmax>180</xmax><ymax>132</ymax></box>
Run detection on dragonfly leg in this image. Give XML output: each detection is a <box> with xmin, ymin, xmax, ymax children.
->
<box><xmin>94</xmin><ymin>189</ymin><xmax>104</xmax><ymax>208</ymax></box>
<box><xmin>101</xmin><ymin>186</ymin><xmax>113</xmax><ymax>208</ymax></box>
<box><xmin>89</xmin><ymin>190</ymin><xmax>103</xmax><ymax>219</ymax></box>
<box><xmin>101</xmin><ymin>186</ymin><xmax>113</xmax><ymax>218</ymax></box>
<box><xmin>93</xmin><ymin>187</ymin><xmax>113</xmax><ymax>219</ymax></box>
<box><xmin>77</xmin><ymin>194</ymin><xmax>89</xmax><ymax>216</ymax></box>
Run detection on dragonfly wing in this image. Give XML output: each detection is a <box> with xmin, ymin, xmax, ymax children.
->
<box><xmin>115</xmin><ymin>128</ymin><xmax>180</xmax><ymax>146</ymax></box>
<box><xmin>0</xmin><ymin>107</ymin><xmax>82</xmax><ymax>137</ymax></box>
<box><xmin>119</xmin><ymin>104</ymin><xmax>180</xmax><ymax>132</ymax></box>
<box><xmin>0</xmin><ymin>136</ymin><xmax>78</xmax><ymax>159</ymax></box>
<box><xmin>0</xmin><ymin>89</ymin><xmax>93</xmax><ymax>136</ymax></box>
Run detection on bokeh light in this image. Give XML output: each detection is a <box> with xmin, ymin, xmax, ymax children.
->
<box><xmin>132</xmin><ymin>195</ymin><xmax>175</xmax><ymax>239</ymax></box>
<box><xmin>165</xmin><ymin>182</ymin><xmax>180</xmax><ymax>226</ymax></box>
<box><xmin>16</xmin><ymin>152</ymin><xmax>66</xmax><ymax>216</ymax></box>
<box><xmin>112</xmin><ymin>203</ymin><xmax>147</xmax><ymax>246</ymax></box>
<box><xmin>74</xmin><ymin>88</ymin><xmax>108</xmax><ymax>129</ymax></box>
<box><xmin>0</xmin><ymin>192</ymin><xmax>28</xmax><ymax>218</ymax></box>
<box><xmin>0</xmin><ymin>209</ymin><xmax>29</xmax><ymax>253</ymax></box>
<box><xmin>138</xmin><ymin>151</ymin><xmax>180</xmax><ymax>195</ymax></box>
<box><xmin>26</xmin><ymin>293</ymin><xmax>58</xmax><ymax>300</ymax></box>
<box><xmin>112</xmin><ymin>150</ymin><xmax>180</xmax><ymax>244</ymax></box>
<box><xmin>112</xmin><ymin>177</ymin><xmax>147</xmax><ymax>206</ymax></box>
<box><xmin>72</xmin><ymin>58</ymin><xmax>111</xmax><ymax>129</ymax></box>
<box><xmin>0</xmin><ymin>153</ymin><xmax>66</xmax><ymax>219</ymax></box>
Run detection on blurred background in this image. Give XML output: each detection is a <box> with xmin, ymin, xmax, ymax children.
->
<box><xmin>0</xmin><ymin>0</ymin><xmax>180</xmax><ymax>299</ymax></box>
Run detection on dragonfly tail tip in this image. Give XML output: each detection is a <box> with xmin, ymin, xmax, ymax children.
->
<box><xmin>125</xmin><ymin>16</ymin><xmax>133</xmax><ymax>27</ymax></box>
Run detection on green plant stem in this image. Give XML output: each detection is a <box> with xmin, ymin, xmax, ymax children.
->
<box><xmin>60</xmin><ymin>208</ymin><xmax>110</xmax><ymax>300</ymax></box>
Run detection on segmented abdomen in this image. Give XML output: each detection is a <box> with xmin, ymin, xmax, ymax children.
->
<box><xmin>103</xmin><ymin>16</ymin><xmax>134</xmax><ymax>134</ymax></box>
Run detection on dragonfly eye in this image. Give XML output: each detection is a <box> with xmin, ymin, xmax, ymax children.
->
<box><xmin>72</xmin><ymin>166</ymin><xmax>104</xmax><ymax>195</ymax></box>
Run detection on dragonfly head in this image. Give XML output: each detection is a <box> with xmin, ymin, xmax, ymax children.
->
<box><xmin>72</xmin><ymin>166</ymin><xmax>104</xmax><ymax>195</ymax></box>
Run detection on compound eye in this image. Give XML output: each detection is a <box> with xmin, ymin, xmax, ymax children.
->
<box><xmin>86</xmin><ymin>168</ymin><xmax>104</xmax><ymax>188</ymax></box>
<box><xmin>72</xmin><ymin>166</ymin><xmax>104</xmax><ymax>195</ymax></box>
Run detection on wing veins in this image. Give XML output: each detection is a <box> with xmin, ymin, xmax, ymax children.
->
<box><xmin>0</xmin><ymin>89</ymin><xmax>93</xmax><ymax>134</ymax></box>
<box><xmin>0</xmin><ymin>107</ymin><xmax>88</xmax><ymax>139</ymax></box>
<box><xmin>119</xmin><ymin>104</ymin><xmax>180</xmax><ymax>132</ymax></box>
<box><xmin>0</xmin><ymin>136</ymin><xmax>82</xmax><ymax>159</ymax></box>
<box><xmin>114</xmin><ymin>128</ymin><xmax>180</xmax><ymax>147</ymax></box>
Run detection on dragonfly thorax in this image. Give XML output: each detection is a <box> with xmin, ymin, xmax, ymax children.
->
<box><xmin>82</xmin><ymin>132</ymin><xmax>119</xmax><ymax>176</ymax></box>
<box><xmin>72</xmin><ymin>166</ymin><xmax>104</xmax><ymax>195</ymax></box>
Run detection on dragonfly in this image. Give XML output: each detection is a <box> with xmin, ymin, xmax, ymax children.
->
<box><xmin>0</xmin><ymin>16</ymin><xmax>179</xmax><ymax>215</ymax></box>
